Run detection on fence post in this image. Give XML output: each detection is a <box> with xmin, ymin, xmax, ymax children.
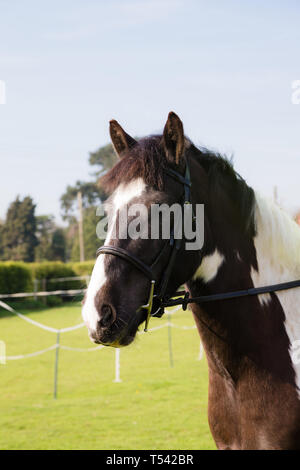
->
<box><xmin>0</xmin><ymin>341</ymin><xmax>6</xmax><ymax>365</ymax></box>
<box><xmin>33</xmin><ymin>279</ymin><xmax>38</xmax><ymax>302</ymax></box>
<box><xmin>167</xmin><ymin>313</ymin><xmax>174</xmax><ymax>368</ymax></box>
<box><xmin>53</xmin><ymin>331</ymin><xmax>60</xmax><ymax>399</ymax></box>
<box><xmin>114</xmin><ymin>348</ymin><xmax>121</xmax><ymax>383</ymax></box>
<box><xmin>42</xmin><ymin>278</ymin><xmax>47</xmax><ymax>305</ymax></box>
<box><xmin>198</xmin><ymin>342</ymin><xmax>204</xmax><ymax>361</ymax></box>
<box><xmin>77</xmin><ymin>191</ymin><xmax>85</xmax><ymax>262</ymax></box>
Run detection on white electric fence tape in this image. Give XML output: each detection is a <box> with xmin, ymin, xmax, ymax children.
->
<box><xmin>0</xmin><ymin>297</ymin><xmax>202</xmax><ymax>381</ymax></box>
<box><xmin>4</xmin><ymin>344</ymin><xmax>58</xmax><ymax>361</ymax></box>
<box><xmin>59</xmin><ymin>344</ymin><xmax>105</xmax><ymax>352</ymax></box>
<box><xmin>0</xmin><ymin>289</ymin><xmax>86</xmax><ymax>299</ymax></box>
<box><xmin>46</xmin><ymin>276</ymin><xmax>89</xmax><ymax>282</ymax></box>
<box><xmin>0</xmin><ymin>300</ymin><xmax>85</xmax><ymax>333</ymax></box>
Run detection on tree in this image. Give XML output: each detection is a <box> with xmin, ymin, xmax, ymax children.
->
<box><xmin>60</xmin><ymin>142</ymin><xmax>119</xmax><ymax>261</ymax></box>
<box><xmin>89</xmin><ymin>143</ymin><xmax>118</xmax><ymax>177</ymax></box>
<box><xmin>60</xmin><ymin>143</ymin><xmax>118</xmax><ymax>221</ymax></box>
<box><xmin>35</xmin><ymin>215</ymin><xmax>55</xmax><ymax>261</ymax></box>
<box><xmin>69</xmin><ymin>206</ymin><xmax>103</xmax><ymax>261</ymax></box>
<box><xmin>0</xmin><ymin>220</ymin><xmax>4</xmax><ymax>259</ymax></box>
<box><xmin>51</xmin><ymin>228</ymin><xmax>66</xmax><ymax>261</ymax></box>
<box><xmin>60</xmin><ymin>181</ymin><xmax>104</xmax><ymax>221</ymax></box>
<box><xmin>1</xmin><ymin>196</ymin><xmax>38</xmax><ymax>261</ymax></box>
<box><xmin>35</xmin><ymin>215</ymin><xmax>67</xmax><ymax>262</ymax></box>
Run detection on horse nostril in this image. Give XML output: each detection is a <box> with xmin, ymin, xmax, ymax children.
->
<box><xmin>99</xmin><ymin>304</ymin><xmax>115</xmax><ymax>328</ymax></box>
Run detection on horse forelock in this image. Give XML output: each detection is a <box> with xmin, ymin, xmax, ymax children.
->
<box><xmin>99</xmin><ymin>136</ymin><xmax>167</xmax><ymax>194</ymax></box>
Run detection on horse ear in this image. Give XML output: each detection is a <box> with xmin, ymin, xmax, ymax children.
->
<box><xmin>109</xmin><ymin>120</ymin><xmax>137</xmax><ymax>158</ymax></box>
<box><xmin>162</xmin><ymin>112</ymin><xmax>185</xmax><ymax>164</ymax></box>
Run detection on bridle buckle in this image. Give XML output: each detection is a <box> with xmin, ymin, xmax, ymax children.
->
<box><xmin>140</xmin><ymin>280</ymin><xmax>156</xmax><ymax>332</ymax></box>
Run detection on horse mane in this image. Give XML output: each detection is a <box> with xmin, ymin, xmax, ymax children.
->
<box><xmin>254</xmin><ymin>193</ymin><xmax>300</xmax><ymax>276</ymax></box>
<box><xmin>195</xmin><ymin>146</ymin><xmax>256</xmax><ymax>235</ymax></box>
<box><xmin>100</xmin><ymin>135</ymin><xmax>256</xmax><ymax>235</ymax></box>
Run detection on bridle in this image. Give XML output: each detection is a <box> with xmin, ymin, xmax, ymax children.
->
<box><xmin>97</xmin><ymin>160</ymin><xmax>195</xmax><ymax>331</ymax></box>
<box><xmin>97</xmin><ymin>158</ymin><xmax>300</xmax><ymax>332</ymax></box>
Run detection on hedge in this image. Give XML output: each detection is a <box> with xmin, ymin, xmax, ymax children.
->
<box><xmin>0</xmin><ymin>262</ymin><xmax>33</xmax><ymax>294</ymax></box>
<box><xmin>0</xmin><ymin>260</ymin><xmax>96</xmax><ymax>295</ymax></box>
<box><xmin>70</xmin><ymin>261</ymin><xmax>95</xmax><ymax>277</ymax></box>
<box><xmin>30</xmin><ymin>262</ymin><xmax>83</xmax><ymax>291</ymax></box>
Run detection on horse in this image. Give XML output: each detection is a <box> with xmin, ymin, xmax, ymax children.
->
<box><xmin>82</xmin><ymin>112</ymin><xmax>300</xmax><ymax>449</ymax></box>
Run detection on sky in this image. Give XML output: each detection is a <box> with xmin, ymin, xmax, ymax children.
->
<box><xmin>1</xmin><ymin>0</ymin><xmax>300</xmax><ymax>224</ymax></box>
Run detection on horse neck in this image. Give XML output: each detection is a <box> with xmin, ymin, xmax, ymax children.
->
<box><xmin>188</xmin><ymin>190</ymin><xmax>300</xmax><ymax>387</ymax></box>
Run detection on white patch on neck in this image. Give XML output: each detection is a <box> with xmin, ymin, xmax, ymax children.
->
<box><xmin>251</xmin><ymin>267</ymin><xmax>272</xmax><ymax>306</ymax></box>
<box><xmin>252</xmin><ymin>192</ymin><xmax>300</xmax><ymax>396</ymax></box>
<box><xmin>192</xmin><ymin>249</ymin><xmax>225</xmax><ymax>283</ymax></box>
<box><xmin>82</xmin><ymin>178</ymin><xmax>146</xmax><ymax>332</ymax></box>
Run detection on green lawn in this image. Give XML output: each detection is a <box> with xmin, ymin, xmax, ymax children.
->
<box><xmin>0</xmin><ymin>299</ymin><xmax>215</xmax><ymax>450</ymax></box>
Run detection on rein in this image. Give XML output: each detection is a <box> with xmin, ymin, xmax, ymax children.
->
<box><xmin>97</xmin><ymin>158</ymin><xmax>300</xmax><ymax>332</ymax></box>
<box><xmin>163</xmin><ymin>280</ymin><xmax>300</xmax><ymax>310</ymax></box>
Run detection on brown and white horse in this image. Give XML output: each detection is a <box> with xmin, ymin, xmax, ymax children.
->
<box><xmin>82</xmin><ymin>112</ymin><xmax>300</xmax><ymax>449</ymax></box>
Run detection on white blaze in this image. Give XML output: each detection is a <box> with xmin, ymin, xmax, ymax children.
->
<box><xmin>82</xmin><ymin>178</ymin><xmax>146</xmax><ymax>333</ymax></box>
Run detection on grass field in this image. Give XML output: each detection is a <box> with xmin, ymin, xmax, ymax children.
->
<box><xmin>0</xmin><ymin>299</ymin><xmax>215</xmax><ymax>450</ymax></box>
